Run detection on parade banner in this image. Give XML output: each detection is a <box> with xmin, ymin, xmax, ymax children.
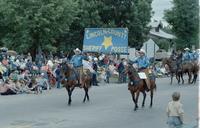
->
<box><xmin>83</xmin><ymin>28</ymin><xmax>128</xmax><ymax>54</ymax></box>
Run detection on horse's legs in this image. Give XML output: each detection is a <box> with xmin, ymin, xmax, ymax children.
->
<box><xmin>170</xmin><ymin>73</ymin><xmax>173</xmax><ymax>85</ymax></box>
<box><xmin>66</xmin><ymin>87</ymin><xmax>71</xmax><ymax>105</ymax></box>
<box><xmin>83</xmin><ymin>86</ymin><xmax>89</xmax><ymax>102</ymax></box>
<box><xmin>192</xmin><ymin>74</ymin><xmax>197</xmax><ymax>84</ymax></box>
<box><xmin>180</xmin><ymin>72</ymin><xmax>184</xmax><ymax>84</ymax></box>
<box><xmin>66</xmin><ymin>87</ymin><xmax>75</xmax><ymax>105</ymax></box>
<box><xmin>131</xmin><ymin>91</ymin><xmax>137</xmax><ymax>111</ymax></box>
<box><xmin>83</xmin><ymin>87</ymin><xmax>86</xmax><ymax>103</ymax></box>
<box><xmin>141</xmin><ymin>91</ymin><xmax>146</xmax><ymax>107</ymax></box>
<box><xmin>86</xmin><ymin>88</ymin><xmax>90</xmax><ymax>101</ymax></box>
<box><xmin>188</xmin><ymin>72</ymin><xmax>192</xmax><ymax>84</ymax></box>
<box><xmin>150</xmin><ymin>88</ymin><xmax>153</xmax><ymax>108</ymax></box>
<box><xmin>176</xmin><ymin>72</ymin><xmax>180</xmax><ymax>84</ymax></box>
<box><xmin>135</xmin><ymin>91</ymin><xmax>139</xmax><ymax>110</ymax></box>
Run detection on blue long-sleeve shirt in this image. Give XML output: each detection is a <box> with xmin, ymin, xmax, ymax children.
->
<box><xmin>133</xmin><ymin>56</ymin><xmax>150</xmax><ymax>69</ymax></box>
<box><xmin>182</xmin><ymin>51</ymin><xmax>191</xmax><ymax>62</ymax></box>
<box><xmin>70</xmin><ymin>55</ymin><xmax>84</xmax><ymax>67</ymax></box>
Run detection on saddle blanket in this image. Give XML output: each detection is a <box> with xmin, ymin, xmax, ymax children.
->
<box><xmin>138</xmin><ymin>72</ymin><xmax>147</xmax><ymax>79</ymax></box>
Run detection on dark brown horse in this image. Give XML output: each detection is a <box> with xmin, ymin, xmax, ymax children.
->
<box><xmin>163</xmin><ymin>56</ymin><xmax>197</xmax><ymax>84</ymax></box>
<box><xmin>191</xmin><ymin>61</ymin><xmax>199</xmax><ymax>84</ymax></box>
<box><xmin>60</xmin><ymin>63</ymin><xmax>92</xmax><ymax>105</ymax></box>
<box><xmin>126</xmin><ymin>64</ymin><xmax>156</xmax><ymax>111</ymax></box>
<box><xmin>179</xmin><ymin>62</ymin><xmax>194</xmax><ymax>84</ymax></box>
<box><xmin>175</xmin><ymin>52</ymin><xmax>197</xmax><ymax>84</ymax></box>
<box><xmin>162</xmin><ymin>58</ymin><xmax>179</xmax><ymax>84</ymax></box>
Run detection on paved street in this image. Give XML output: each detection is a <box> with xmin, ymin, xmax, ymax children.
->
<box><xmin>0</xmin><ymin>77</ymin><xmax>198</xmax><ymax>128</ymax></box>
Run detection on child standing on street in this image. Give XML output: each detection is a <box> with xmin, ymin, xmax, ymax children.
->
<box><xmin>166</xmin><ymin>92</ymin><xmax>184</xmax><ymax>128</ymax></box>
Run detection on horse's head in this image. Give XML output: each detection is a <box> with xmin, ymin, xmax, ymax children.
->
<box><xmin>162</xmin><ymin>58</ymin><xmax>173</xmax><ymax>67</ymax></box>
<box><xmin>125</xmin><ymin>63</ymin><xmax>138</xmax><ymax>78</ymax></box>
<box><xmin>162</xmin><ymin>57</ymin><xmax>177</xmax><ymax>71</ymax></box>
<box><xmin>60</xmin><ymin>62</ymin><xmax>71</xmax><ymax>83</ymax></box>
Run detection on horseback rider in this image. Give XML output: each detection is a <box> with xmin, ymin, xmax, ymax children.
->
<box><xmin>132</xmin><ymin>49</ymin><xmax>151</xmax><ymax>90</ymax></box>
<box><xmin>182</xmin><ymin>48</ymin><xmax>192</xmax><ymax>63</ymax></box>
<box><xmin>191</xmin><ymin>50</ymin><xmax>199</xmax><ymax>62</ymax></box>
<box><xmin>70</xmin><ymin>48</ymin><xmax>86</xmax><ymax>87</ymax></box>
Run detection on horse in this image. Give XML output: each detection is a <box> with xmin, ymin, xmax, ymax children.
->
<box><xmin>126</xmin><ymin>64</ymin><xmax>156</xmax><ymax>111</ymax></box>
<box><xmin>191</xmin><ymin>61</ymin><xmax>199</xmax><ymax>84</ymax></box>
<box><xmin>162</xmin><ymin>58</ymin><xmax>179</xmax><ymax>84</ymax></box>
<box><xmin>175</xmin><ymin>52</ymin><xmax>196</xmax><ymax>84</ymax></box>
<box><xmin>60</xmin><ymin>62</ymin><xmax>92</xmax><ymax>105</ymax></box>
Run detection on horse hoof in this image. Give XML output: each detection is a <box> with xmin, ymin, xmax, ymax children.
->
<box><xmin>68</xmin><ymin>100</ymin><xmax>72</xmax><ymax>105</ymax></box>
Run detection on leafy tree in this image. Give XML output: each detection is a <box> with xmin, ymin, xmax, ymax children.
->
<box><xmin>164</xmin><ymin>0</ymin><xmax>199</xmax><ymax>49</ymax></box>
<box><xmin>58</xmin><ymin>0</ymin><xmax>103</xmax><ymax>52</ymax></box>
<box><xmin>0</xmin><ymin>0</ymin><xmax>78</xmax><ymax>55</ymax></box>
<box><xmin>0</xmin><ymin>0</ymin><xmax>153</xmax><ymax>54</ymax></box>
<box><xmin>62</xmin><ymin>0</ymin><xmax>153</xmax><ymax>51</ymax></box>
<box><xmin>96</xmin><ymin>0</ymin><xmax>153</xmax><ymax>48</ymax></box>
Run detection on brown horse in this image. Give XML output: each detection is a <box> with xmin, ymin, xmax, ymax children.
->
<box><xmin>60</xmin><ymin>63</ymin><xmax>92</xmax><ymax>105</ymax></box>
<box><xmin>126</xmin><ymin>64</ymin><xmax>156</xmax><ymax>111</ymax></box>
<box><xmin>175</xmin><ymin>52</ymin><xmax>197</xmax><ymax>84</ymax></box>
<box><xmin>179</xmin><ymin>62</ymin><xmax>194</xmax><ymax>84</ymax></box>
<box><xmin>162</xmin><ymin>58</ymin><xmax>179</xmax><ymax>84</ymax></box>
<box><xmin>191</xmin><ymin>61</ymin><xmax>199</xmax><ymax>84</ymax></box>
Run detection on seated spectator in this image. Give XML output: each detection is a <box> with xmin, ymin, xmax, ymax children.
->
<box><xmin>0</xmin><ymin>79</ymin><xmax>17</xmax><ymax>95</ymax></box>
<box><xmin>36</xmin><ymin>73</ymin><xmax>50</xmax><ymax>90</ymax></box>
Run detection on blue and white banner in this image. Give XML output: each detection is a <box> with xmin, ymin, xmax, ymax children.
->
<box><xmin>83</xmin><ymin>28</ymin><xmax>128</xmax><ymax>54</ymax></box>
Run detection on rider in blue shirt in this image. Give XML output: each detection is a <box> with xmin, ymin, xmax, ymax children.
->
<box><xmin>191</xmin><ymin>50</ymin><xmax>199</xmax><ymax>61</ymax></box>
<box><xmin>70</xmin><ymin>48</ymin><xmax>86</xmax><ymax>87</ymax></box>
<box><xmin>182</xmin><ymin>48</ymin><xmax>191</xmax><ymax>62</ymax></box>
<box><xmin>133</xmin><ymin>49</ymin><xmax>150</xmax><ymax>70</ymax></box>
<box><xmin>71</xmin><ymin>54</ymin><xmax>84</xmax><ymax>68</ymax></box>
<box><xmin>132</xmin><ymin>49</ymin><xmax>150</xmax><ymax>90</ymax></box>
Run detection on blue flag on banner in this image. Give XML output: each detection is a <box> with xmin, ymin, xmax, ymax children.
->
<box><xmin>83</xmin><ymin>28</ymin><xmax>128</xmax><ymax>54</ymax></box>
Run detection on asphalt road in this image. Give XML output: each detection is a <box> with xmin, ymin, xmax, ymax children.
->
<box><xmin>0</xmin><ymin>77</ymin><xmax>198</xmax><ymax>128</ymax></box>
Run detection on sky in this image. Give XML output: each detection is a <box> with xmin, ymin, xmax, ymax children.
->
<box><xmin>151</xmin><ymin>0</ymin><xmax>173</xmax><ymax>25</ymax></box>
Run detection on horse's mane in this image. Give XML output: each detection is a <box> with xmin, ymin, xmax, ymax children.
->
<box><xmin>127</xmin><ymin>65</ymin><xmax>139</xmax><ymax>78</ymax></box>
<box><xmin>60</xmin><ymin>63</ymin><xmax>73</xmax><ymax>77</ymax></box>
<box><xmin>162</xmin><ymin>57</ymin><xmax>177</xmax><ymax>71</ymax></box>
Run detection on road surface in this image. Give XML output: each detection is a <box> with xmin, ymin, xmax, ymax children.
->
<box><xmin>0</xmin><ymin>77</ymin><xmax>198</xmax><ymax>128</ymax></box>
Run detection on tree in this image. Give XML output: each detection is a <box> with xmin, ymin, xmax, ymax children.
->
<box><xmin>0</xmin><ymin>0</ymin><xmax>78</xmax><ymax>55</ymax></box>
<box><xmin>0</xmin><ymin>0</ymin><xmax>153</xmax><ymax>54</ymax></box>
<box><xmin>164</xmin><ymin>0</ymin><xmax>199</xmax><ymax>49</ymax></box>
<box><xmin>96</xmin><ymin>0</ymin><xmax>153</xmax><ymax>48</ymax></box>
<box><xmin>65</xmin><ymin>0</ymin><xmax>153</xmax><ymax>50</ymax></box>
<box><xmin>58</xmin><ymin>0</ymin><xmax>103</xmax><ymax>52</ymax></box>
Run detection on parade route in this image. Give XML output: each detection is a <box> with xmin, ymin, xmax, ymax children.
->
<box><xmin>0</xmin><ymin>77</ymin><xmax>198</xmax><ymax>128</ymax></box>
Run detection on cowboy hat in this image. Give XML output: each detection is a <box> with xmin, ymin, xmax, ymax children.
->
<box><xmin>184</xmin><ymin>47</ymin><xmax>190</xmax><ymax>51</ymax></box>
<box><xmin>138</xmin><ymin>49</ymin><xmax>146</xmax><ymax>54</ymax></box>
<box><xmin>74</xmin><ymin>48</ymin><xmax>81</xmax><ymax>53</ymax></box>
<box><xmin>94</xmin><ymin>57</ymin><xmax>98</xmax><ymax>61</ymax></box>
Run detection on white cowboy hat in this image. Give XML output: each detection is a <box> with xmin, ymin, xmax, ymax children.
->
<box><xmin>184</xmin><ymin>47</ymin><xmax>190</xmax><ymax>51</ymax></box>
<box><xmin>138</xmin><ymin>49</ymin><xmax>146</xmax><ymax>54</ymax></box>
<box><xmin>94</xmin><ymin>57</ymin><xmax>98</xmax><ymax>61</ymax></box>
<box><xmin>74</xmin><ymin>48</ymin><xmax>81</xmax><ymax>53</ymax></box>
